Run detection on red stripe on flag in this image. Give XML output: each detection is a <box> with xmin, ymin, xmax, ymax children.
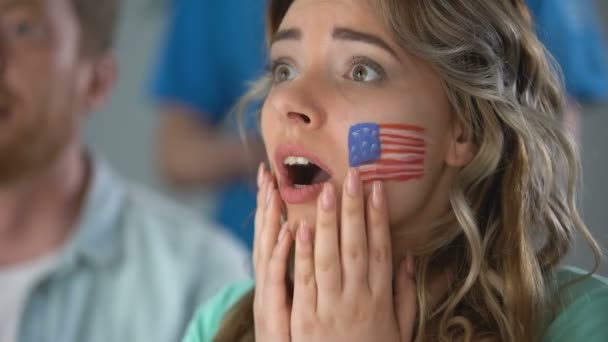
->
<box><xmin>361</xmin><ymin>174</ymin><xmax>424</xmax><ymax>182</ymax></box>
<box><xmin>379</xmin><ymin>123</ymin><xmax>426</xmax><ymax>132</ymax></box>
<box><xmin>379</xmin><ymin>134</ymin><xmax>425</xmax><ymax>144</ymax></box>
<box><xmin>371</xmin><ymin>158</ymin><xmax>424</xmax><ymax>166</ymax></box>
<box><xmin>361</xmin><ymin>168</ymin><xmax>425</xmax><ymax>176</ymax></box>
<box><xmin>380</xmin><ymin>139</ymin><xmax>425</xmax><ymax>148</ymax></box>
<box><xmin>381</xmin><ymin>142</ymin><xmax>425</xmax><ymax>148</ymax></box>
<box><xmin>381</xmin><ymin>148</ymin><xmax>425</xmax><ymax>155</ymax></box>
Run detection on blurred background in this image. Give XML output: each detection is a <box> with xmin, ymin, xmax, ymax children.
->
<box><xmin>84</xmin><ymin>0</ymin><xmax>608</xmax><ymax>275</ymax></box>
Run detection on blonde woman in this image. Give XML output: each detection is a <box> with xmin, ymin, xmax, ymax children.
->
<box><xmin>183</xmin><ymin>0</ymin><xmax>608</xmax><ymax>341</ymax></box>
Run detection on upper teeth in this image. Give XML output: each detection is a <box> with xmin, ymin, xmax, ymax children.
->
<box><xmin>284</xmin><ymin>156</ymin><xmax>312</xmax><ymax>166</ymax></box>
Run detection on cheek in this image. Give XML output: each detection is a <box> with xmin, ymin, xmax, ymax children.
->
<box><xmin>348</xmin><ymin>122</ymin><xmax>428</xmax><ymax>184</ymax></box>
<box><xmin>259</xmin><ymin>106</ymin><xmax>274</xmax><ymax>153</ymax></box>
<box><xmin>383</xmin><ymin>177</ymin><xmax>435</xmax><ymax>226</ymax></box>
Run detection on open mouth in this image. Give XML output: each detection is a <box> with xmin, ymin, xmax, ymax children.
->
<box><xmin>284</xmin><ymin>156</ymin><xmax>332</xmax><ymax>188</ymax></box>
<box><xmin>275</xmin><ymin>144</ymin><xmax>333</xmax><ymax>204</ymax></box>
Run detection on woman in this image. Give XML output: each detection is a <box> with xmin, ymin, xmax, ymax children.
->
<box><xmin>184</xmin><ymin>0</ymin><xmax>608</xmax><ymax>341</ymax></box>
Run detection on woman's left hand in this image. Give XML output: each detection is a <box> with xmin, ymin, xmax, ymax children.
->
<box><xmin>290</xmin><ymin>168</ymin><xmax>417</xmax><ymax>342</ymax></box>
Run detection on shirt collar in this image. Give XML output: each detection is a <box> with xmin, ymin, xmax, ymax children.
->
<box><xmin>58</xmin><ymin>154</ymin><xmax>127</xmax><ymax>269</ymax></box>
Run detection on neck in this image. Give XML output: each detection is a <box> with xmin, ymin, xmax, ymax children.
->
<box><xmin>0</xmin><ymin>144</ymin><xmax>90</xmax><ymax>267</ymax></box>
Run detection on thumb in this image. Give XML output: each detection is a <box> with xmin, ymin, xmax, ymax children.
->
<box><xmin>394</xmin><ymin>254</ymin><xmax>417</xmax><ymax>341</ymax></box>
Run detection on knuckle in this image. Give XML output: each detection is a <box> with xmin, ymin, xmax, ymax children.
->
<box><xmin>346</xmin><ymin>247</ymin><xmax>363</xmax><ymax>262</ymax></box>
<box><xmin>318</xmin><ymin>212</ymin><xmax>335</xmax><ymax>228</ymax></box>
<box><xmin>343</xmin><ymin>203</ymin><xmax>361</xmax><ymax>218</ymax></box>
<box><xmin>371</xmin><ymin>246</ymin><xmax>389</xmax><ymax>264</ymax></box>
<box><xmin>346</xmin><ymin>302</ymin><xmax>366</xmax><ymax>323</ymax></box>
<box><xmin>297</xmin><ymin>270</ymin><xmax>315</xmax><ymax>286</ymax></box>
<box><xmin>369</xmin><ymin>213</ymin><xmax>384</xmax><ymax>227</ymax></box>
<box><xmin>316</xmin><ymin>256</ymin><xmax>335</xmax><ymax>273</ymax></box>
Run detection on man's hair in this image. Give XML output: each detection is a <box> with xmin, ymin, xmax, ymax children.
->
<box><xmin>71</xmin><ymin>0</ymin><xmax>122</xmax><ymax>55</ymax></box>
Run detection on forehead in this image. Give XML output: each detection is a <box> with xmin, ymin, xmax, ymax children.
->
<box><xmin>281</xmin><ymin>0</ymin><xmax>381</xmax><ymax>29</ymax></box>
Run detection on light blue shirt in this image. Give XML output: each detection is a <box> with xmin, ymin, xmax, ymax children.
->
<box><xmin>17</xmin><ymin>156</ymin><xmax>252</xmax><ymax>342</ymax></box>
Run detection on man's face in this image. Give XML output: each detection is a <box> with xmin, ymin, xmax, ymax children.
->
<box><xmin>0</xmin><ymin>0</ymin><xmax>93</xmax><ymax>184</ymax></box>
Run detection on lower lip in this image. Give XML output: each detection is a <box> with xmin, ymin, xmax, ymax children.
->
<box><xmin>279</xmin><ymin>182</ymin><xmax>325</xmax><ymax>204</ymax></box>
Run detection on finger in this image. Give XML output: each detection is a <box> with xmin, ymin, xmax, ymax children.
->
<box><xmin>315</xmin><ymin>182</ymin><xmax>342</xmax><ymax>301</ymax></box>
<box><xmin>259</xmin><ymin>183</ymin><xmax>282</xmax><ymax>269</ymax></box>
<box><xmin>263</xmin><ymin>223</ymin><xmax>294</xmax><ymax>313</ymax></box>
<box><xmin>253</xmin><ymin>164</ymin><xmax>271</xmax><ymax>265</ymax></box>
<box><xmin>292</xmin><ymin>221</ymin><xmax>317</xmax><ymax>317</ymax></box>
<box><xmin>341</xmin><ymin>168</ymin><xmax>368</xmax><ymax>292</ymax></box>
<box><xmin>254</xmin><ymin>180</ymin><xmax>272</xmax><ymax>307</ymax></box>
<box><xmin>394</xmin><ymin>255</ymin><xmax>417</xmax><ymax>342</ymax></box>
<box><xmin>366</xmin><ymin>181</ymin><xmax>393</xmax><ymax>294</ymax></box>
<box><xmin>254</xmin><ymin>171</ymin><xmax>277</xmax><ymax>286</ymax></box>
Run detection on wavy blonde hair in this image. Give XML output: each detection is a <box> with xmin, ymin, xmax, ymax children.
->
<box><xmin>218</xmin><ymin>0</ymin><xmax>603</xmax><ymax>341</ymax></box>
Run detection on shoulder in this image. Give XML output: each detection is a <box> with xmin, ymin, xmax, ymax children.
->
<box><xmin>123</xmin><ymin>184</ymin><xmax>233</xmax><ymax>246</ymax></box>
<box><xmin>116</xmin><ymin>182</ymin><xmax>252</xmax><ymax>295</ymax></box>
<box><xmin>544</xmin><ymin>266</ymin><xmax>608</xmax><ymax>341</ymax></box>
<box><xmin>183</xmin><ymin>280</ymin><xmax>255</xmax><ymax>342</ymax></box>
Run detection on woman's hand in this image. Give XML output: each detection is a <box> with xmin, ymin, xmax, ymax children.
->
<box><xmin>253</xmin><ymin>163</ymin><xmax>293</xmax><ymax>342</ymax></box>
<box><xmin>290</xmin><ymin>168</ymin><xmax>417</xmax><ymax>342</ymax></box>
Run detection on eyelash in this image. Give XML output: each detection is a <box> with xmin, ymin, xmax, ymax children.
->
<box><xmin>347</xmin><ymin>56</ymin><xmax>387</xmax><ymax>84</ymax></box>
<box><xmin>268</xmin><ymin>59</ymin><xmax>286</xmax><ymax>75</ymax></box>
<box><xmin>267</xmin><ymin>56</ymin><xmax>387</xmax><ymax>84</ymax></box>
<box><xmin>268</xmin><ymin>58</ymin><xmax>292</xmax><ymax>82</ymax></box>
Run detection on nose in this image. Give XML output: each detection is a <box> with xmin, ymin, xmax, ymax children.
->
<box><xmin>271</xmin><ymin>76</ymin><xmax>327</xmax><ymax>131</ymax></box>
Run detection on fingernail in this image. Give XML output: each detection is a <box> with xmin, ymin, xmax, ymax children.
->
<box><xmin>257</xmin><ymin>163</ymin><xmax>265</xmax><ymax>187</ymax></box>
<box><xmin>372</xmin><ymin>181</ymin><xmax>383</xmax><ymax>209</ymax></box>
<box><xmin>346</xmin><ymin>168</ymin><xmax>360</xmax><ymax>197</ymax></box>
<box><xmin>406</xmin><ymin>253</ymin><xmax>416</xmax><ymax>277</ymax></box>
<box><xmin>298</xmin><ymin>221</ymin><xmax>311</xmax><ymax>243</ymax></box>
<box><xmin>321</xmin><ymin>183</ymin><xmax>335</xmax><ymax>210</ymax></box>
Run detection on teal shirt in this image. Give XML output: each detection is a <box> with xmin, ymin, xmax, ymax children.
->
<box><xmin>183</xmin><ymin>267</ymin><xmax>608</xmax><ymax>341</ymax></box>
<box><xmin>17</xmin><ymin>156</ymin><xmax>252</xmax><ymax>342</ymax></box>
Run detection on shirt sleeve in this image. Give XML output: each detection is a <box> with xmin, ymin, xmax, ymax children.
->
<box><xmin>529</xmin><ymin>0</ymin><xmax>608</xmax><ymax>101</ymax></box>
<box><xmin>543</xmin><ymin>268</ymin><xmax>608</xmax><ymax>341</ymax></box>
<box><xmin>147</xmin><ymin>0</ymin><xmax>225</xmax><ymax>123</ymax></box>
<box><xmin>182</xmin><ymin>280</ymin><xmax>255</xmax><ymax>342</ymax></box>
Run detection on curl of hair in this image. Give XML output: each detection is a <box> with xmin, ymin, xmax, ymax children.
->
<box><xmin>214</xmin><ymin>1</ymin><xmax>603</xmax><ymax>341</ymax></box>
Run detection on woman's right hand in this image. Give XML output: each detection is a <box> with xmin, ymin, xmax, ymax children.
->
<box><xmin>253</xmin><ymin>163</ymin><xmax>293</xmax><ymax>342</ymax></box>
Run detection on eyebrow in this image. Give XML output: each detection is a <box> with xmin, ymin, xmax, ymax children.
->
<box><xmin>332</xmin><ymin>27</ymin><xmax>399</xmax><ymax>59</ymax></box>
<box><xmin>270</xmin><ymin>28</ymin><xmax>302</xmax><ymax>45</ymax></box>
<box><xmin>271</xmin><ymin>26</ymin><xmax>399</xmax><ymax>60</ymax></box>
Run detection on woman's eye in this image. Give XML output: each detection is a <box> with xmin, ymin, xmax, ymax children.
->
<box><xmin>350</xmin><ymin>64</ymin><xmax>382</xmax><ymax>83</ymax></box>
<box><xmin>272</xmin><ymin>63</ymin><xmax>298</xmax><ymax>83</ymax></box>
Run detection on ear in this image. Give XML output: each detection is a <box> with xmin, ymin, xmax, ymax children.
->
<box><xmin>445</xmin><ymin>118</ymin><xmax>476</xmax><ymax>167</ymax></box>
<box><xmin>81</xmin><ymin>53</ymin><xmax>118</xmax><ymax>116</ymax></box>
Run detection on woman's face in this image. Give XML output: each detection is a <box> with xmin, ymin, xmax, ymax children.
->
<box><xmin>261</xmin><ymin>0</ymin><xmax>471</xmax><ymax>244</ymax></box>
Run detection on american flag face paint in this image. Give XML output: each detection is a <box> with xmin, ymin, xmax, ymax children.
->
<box><xmin>349</xmin><ymin>123</ymin><xmax>426</xmax><ymax>183</ymax></box>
